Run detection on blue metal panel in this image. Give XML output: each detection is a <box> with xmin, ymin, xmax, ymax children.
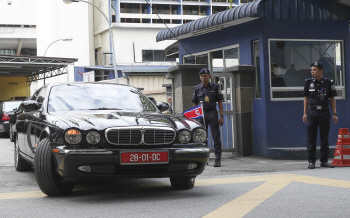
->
<box><xmin>298</xmin><ymin>0</ymin><xmax>306</xmax><ymax>19</ymax></box>
<box><xmin>330</xmin><ymin>1</ymin><xmax>338</xmax><ymax>20</ymax></box>
<box><xmin>322</xmin><ymin>0</ymin><xmax>331</xmax><ymax>20</ymax></box>
<box><xmin>274</xmin><ymin>0</ymin><xmax>282</xmax><ymax>19</ymax></box>
<box><xmin>290</xmin><ymin>0</ymin><xmax>298</xmax><ymax>19</ymax></box>
<box><xmin>257</xmin><ymin>0</ymin><xmax>265</xmax><ymax>18</ymax></box>
<box><xmin>306</xmin><ymin>0</ymin><xmax>315</xmax><ymax>20</ymax></box>
<box><xmin>264</xmin><ymin>0</ymin><xmax>273</xmax><ymax>19</ymax></box>
<box><xmin>314</xmin><ymin>0</ymin><xmax>323</xmax><ymax>20</ymax></box>
<box><xmin>281</xmin><ymin>0</ymin><xmax>290</xmax><ymax>19</ymax></box>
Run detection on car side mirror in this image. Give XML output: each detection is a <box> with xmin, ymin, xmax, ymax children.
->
<box><xmin>22</xmin><ymin>100</ymin><xmax>40</xmax><ymax>112</ymax></box>
<box><xmin>156</xmin><ymin>102</ymin><xmax>169</xmax><ymax>112</ymax></box>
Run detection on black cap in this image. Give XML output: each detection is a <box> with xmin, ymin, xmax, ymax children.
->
<box><xmin>311</xmin><ymin>61</ymin><xmax>324</xmax><ymax>70</ymax></box>
<box><xmin>199</xmin><ymin>68</ymin><xmax>210</xmax><ymax>75</ymax></box>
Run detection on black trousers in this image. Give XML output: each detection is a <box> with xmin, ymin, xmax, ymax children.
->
<box><xmin>199</xmin><ymin>110</ymin><xmax>222</xmax><ymax>159</ymax></box>
<box><xmin>306</xmin><ymin>109</ymin><xmax>331</xmax><ymax>164</ymax></box>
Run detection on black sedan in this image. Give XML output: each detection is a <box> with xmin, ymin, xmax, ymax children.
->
<box><xmin>14</xmin><ymin>83</ymin><xmax>209</xmax><ymax>196</ymax></box>
<box><xmin>0</xmin><ymin>100</ymin><xmax>22</xmax><ymax>138</ymax></box>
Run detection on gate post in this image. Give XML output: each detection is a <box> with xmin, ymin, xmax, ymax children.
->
<box><xmin>167</xmin><ymin>64</ymin><xmax>206</xmax><ymax>114</ymax></box>
<box><xmin>223</xmin><ymin>65</ymin><xmax>254</xmax><ymax>156</ymax></box>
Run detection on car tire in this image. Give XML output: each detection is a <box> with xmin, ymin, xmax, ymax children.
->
<box><xmin>14</xmin><ymin>134</ymin><xmax>32</xmax><ymax>171</ymax></box>
<box><xmin>170</xmin><ymin>177</ymin><xmax>195</xmax><ymax>189</ymax></box>
<box><xmin>34</xmin><ymin>138</ymin><xmax>75</xmax><ymax>196</ymax></box>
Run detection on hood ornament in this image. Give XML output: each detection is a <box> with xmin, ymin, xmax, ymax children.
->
<box><xmin>135</xmin><ymin>115</ymin><xmax>141</xmax><ymax>125</ymax></box>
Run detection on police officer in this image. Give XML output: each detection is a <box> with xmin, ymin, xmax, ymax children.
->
<box><xmin>192</xmin><ymin>68</ymin><xmax>224</xmax><ymax>167</ymax></box>
<box><xmin>303</xmin><ymin>61</ymin><xmax>338</xmax><ymax>169</ymax></box>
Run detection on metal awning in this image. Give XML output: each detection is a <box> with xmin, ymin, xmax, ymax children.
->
<box><xmin>0</xmin><ymin>55</ymin><xmax>78</xmax><ymax>82</ymax></box>
<box><xmin>156</xmin><ymin>0</ymin><xmax>349</xmax><ymax>42</ymax></box>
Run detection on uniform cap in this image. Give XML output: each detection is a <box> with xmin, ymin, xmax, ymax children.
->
<box><xmin>311</xmin><ymin>61</ymin><xmax>324</xmax><ymax>70</ymax></box>
<box><xmin>199</xmin><ymin>68</ymin><xmax>210</xmax><ymax>75</ymax></box>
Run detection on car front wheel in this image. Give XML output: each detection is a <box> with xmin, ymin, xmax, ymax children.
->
<box><xmin>34</xmin><ymin>138</ymin><xmax>75</xmax><ymax>196</ymax></box>
<box><xmin>14</xmin><ymin>134</ymin><xmax>32</xmax><ymax>171</ymax></box>
<box><xmin>170</xmin><ymin>177</ymin><xmax>195</xmax><ymax>189</ymax></box>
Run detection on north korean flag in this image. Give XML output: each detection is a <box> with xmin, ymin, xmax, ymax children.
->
<box><xmin>182</xmin><ymin>105</ymin><xmax>203</xmax><ymax>119</ymax></box>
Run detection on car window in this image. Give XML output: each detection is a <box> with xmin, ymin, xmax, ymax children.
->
<box><xmin>30</xmin><ymin>88</ymin><xmax>42</xmax><ymax>100</ymax></box>
<box><xmin>48</xmin><ymin>84</ymin><xmax>157</xmax><ymax>112</ymax></box>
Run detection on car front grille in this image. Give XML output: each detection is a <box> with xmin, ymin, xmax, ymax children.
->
<box><xmin>106</xmin><ymin>127</ymin><xmax>175</xmax><ymax>145</ymax></box>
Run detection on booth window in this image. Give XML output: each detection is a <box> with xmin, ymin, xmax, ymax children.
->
<box><xmin>269</xmin><ymin>39</ymin><xmax>345</xmax><ymax>100</ymax></box>
<box><xmin>142</xmin><ymin>50</ymin><xmax>176</xmax><ymax>62</ymax></box>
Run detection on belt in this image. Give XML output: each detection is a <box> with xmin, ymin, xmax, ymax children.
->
<box><xmin>308</xmin><ymin>105</ymin><xmax>328</xmax><ymax>110</ymax></box>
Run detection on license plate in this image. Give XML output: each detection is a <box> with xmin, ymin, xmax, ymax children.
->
<box><xmin>120</xmin><ymin>151</ymin><xmax>169</xmax><ymax>165</ymax></box>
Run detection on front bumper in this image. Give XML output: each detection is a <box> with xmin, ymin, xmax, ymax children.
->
<box><xmin>54</xmin><ymin>146</ymin><xmax>210</xmax><ymax>181</ymax></box>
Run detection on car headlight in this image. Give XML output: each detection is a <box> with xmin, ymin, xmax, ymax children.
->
<box><xmin>179</xmin><ymin>130</ymin><xmax>191</xmax><ymax>143</ymax></box>
<box><xmin>193</xmin><ymin>128</ymin><xmax>207</xmax><ymax>143</ymax></box>
<box><xmin>86</xmin><ymin>131</ymin><xmax>100</xmax><ymax>145</ymax></box>
<box><xmin>65</xmin><ymin>129</ymin><xmax>82</xmax><ymax>144</ymax></box>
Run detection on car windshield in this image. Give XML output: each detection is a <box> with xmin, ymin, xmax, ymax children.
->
<box><xmin>48</xmin><ymin>84</ymin><xmax>157</xmax><ymax>112</ymax></box>
<box><xmin>3</xmin><ymin>101</ymin><xmax>21</xmax><ymax>111</ymax></box>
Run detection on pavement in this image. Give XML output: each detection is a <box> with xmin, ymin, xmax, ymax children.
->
<box><xmin>200</xmin><ymin>152</ymin><xmax>313</xmax><ymax>178</ymax></box>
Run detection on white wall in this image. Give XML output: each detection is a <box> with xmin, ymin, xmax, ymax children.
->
<box><xmin>33</xmin><ymin>0</ymin><xmax>95</xmax><ymax>93</ymax></box>
<box><xmin>0</xmin><ymin>0</ymin><xmax>36</xmax><ymax>25</ymax></box>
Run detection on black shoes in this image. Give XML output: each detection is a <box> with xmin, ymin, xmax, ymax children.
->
<box><xmin>214</xmin><ymin>159</ymin><xmax>221</xmax><ymax>167</ymax></box>
<box><xmin>308</xmin><ymin>162</ymin><xmax>335</xmax><ymax>169</ymax></box>
<box><xmin>308</xmin><ymin>162</ymin><xmax>315</xmax><ymax>169</ymax></box>
<box><xmin>320</xmin><ymin>162</ymin><xmax>334</xmax><ymax>168</ymax></box>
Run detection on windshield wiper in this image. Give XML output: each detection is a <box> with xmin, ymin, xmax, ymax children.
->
<box><xmin>89</xmin><ymin>108</ymin><xmax>122</xmax><ymax>110</ymax></box>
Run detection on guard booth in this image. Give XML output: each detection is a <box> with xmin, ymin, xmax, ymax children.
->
<box><xmin>158</xmin><ymin>0</ymin><xmax>350</xmax><ymax>159</ymax></box>
<box><xmin>0</xmin><ymin>55</ymin><xmax>77</xmax><ymax>101</ymax></box>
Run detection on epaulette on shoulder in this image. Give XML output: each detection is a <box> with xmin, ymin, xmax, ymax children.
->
<box><xmin>324</xmin><ymin>78</ymin><xmax>333</xmax><ymax>83</ymax></box>
<box><xmin>195</xmin><ymin>84</ymin><xmax>202</xmax><ymax>88</ymax></box>
<box><xmin>305</xmin><ymin>78</ymin><xmax>313</xmax><ymax>81</ymax></box>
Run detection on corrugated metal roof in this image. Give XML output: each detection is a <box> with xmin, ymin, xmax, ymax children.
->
<box><xmin>156</xmin><ymin>0</ymin><xmax>349</xmax><ymax>42</ymax></box>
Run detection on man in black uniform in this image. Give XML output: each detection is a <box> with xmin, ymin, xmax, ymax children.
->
<box><xmin>303</xmin><ymin>61</ymin><xmax>338</xmax><ymax>169</ymax></box>
<box><xmin>192</xmin><ymin>68</ymin><xmax>224</xmax><ymax>167</ymax></box>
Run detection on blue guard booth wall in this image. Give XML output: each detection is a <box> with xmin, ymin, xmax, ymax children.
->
<box><xmin>165</xmin><ymin>0</ymin><xmax>350</xmax><ymax>159</ymax></box>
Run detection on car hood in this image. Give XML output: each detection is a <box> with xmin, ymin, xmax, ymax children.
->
<box><xmin>47</xmin><ymin>110</ymin><xmax>201</xmax><ymax>131</ymax></box>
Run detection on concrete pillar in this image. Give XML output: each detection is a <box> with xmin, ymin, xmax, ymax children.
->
<box><xmin>167</xmin><ymin>64</ymin><xmax>206</xmax><ymax>114</ymax></box>
<box><xmin>223</xmin><ymin>65</ymin><xmax>254</xmax><ymax>156</ymax></box>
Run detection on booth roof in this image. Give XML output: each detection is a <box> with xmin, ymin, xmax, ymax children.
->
<box><xmin>156</xmin><ymin>0</ymin><xmax>349</xmax><ymax>42</ymax></box>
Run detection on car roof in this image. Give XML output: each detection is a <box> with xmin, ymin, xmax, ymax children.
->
<box><xmin>47</xmin><ymin>82</ymin><xmax>136</xmax><ymax>89</ymax></box>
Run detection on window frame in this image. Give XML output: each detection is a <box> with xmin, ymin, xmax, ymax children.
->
<box><xmin>182</xmin><ymin>44</ymin><xmax>239</xmax><ymax>70</ymax></box>
<box><xmin>268</xmin><ymin>38</ymin><xmax>345</xmax><ymax>101</ymax></box>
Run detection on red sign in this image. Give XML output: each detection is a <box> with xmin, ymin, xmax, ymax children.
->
<box><xmin>121</xmin><ymin>151</ymin><xmax>169</xmax><ymax>165</ymax></box>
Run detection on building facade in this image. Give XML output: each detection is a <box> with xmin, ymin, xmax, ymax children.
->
<box><xmin>157</xmin><ymin>0</ymin><xmax>350</xmax><ymax>158</ymax></box>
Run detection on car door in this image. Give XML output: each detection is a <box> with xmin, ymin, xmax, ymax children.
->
<box><xmin>26</xmin><ymin>86</ymin><xmax>47</xmax><ymax>160</ymax></box>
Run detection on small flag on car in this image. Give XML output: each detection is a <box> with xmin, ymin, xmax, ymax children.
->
<box><xmin>182</xmin><ymin>105</ymin><xmax>203</xmax><ymax>119</ymax></box>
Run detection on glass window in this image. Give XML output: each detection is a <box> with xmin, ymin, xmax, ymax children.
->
<box><xmin>196</xmin><ymin>54</ymin><xmax>208</xmax><ymax>65</ymax></box>
<box><xmin>142</xmin><ymin>50</ymin><xmax>173</xmax><ymax>62</ymax></box>
<box><xmin>253</xmin><ymin>41</ymin><xmax>261</xmax><ymax>98</ymax></box>
<box><xmin>211</xmin><ymin>50</ymin><xmax>223</xmax><ymax>68</ymax></box>
<box><xmin>224</xmin><ymin>47</ymin><xmax>239</xmax><ymax>67</ymax></box>
<box><xmin>269</xmin><ymin>40</ymin><xmax>344</xmax><ymax>99</ymax></box>
<box><xmin>240</xmin><ymin>0</ymin><xmax>256</xmax><ymax>3</ymax></box>
<box><xmin>142</xmin><ymin>50</ymin><xmax>153</xmax><ymax>62</ymax></box>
